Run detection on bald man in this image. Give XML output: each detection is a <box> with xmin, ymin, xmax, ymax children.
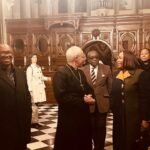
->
<box><xmin>81</xmin><ymin>49</ymin><xmax>112</xmax><ymax>150</ymax></box>
<box><xmin>0</xmin><ymin>44</ymin><xmax>31</xmax><ymax>150</ymax></box>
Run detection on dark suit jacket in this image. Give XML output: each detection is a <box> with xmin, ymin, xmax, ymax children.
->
<box><xmin>81</xmin><ymin>64</ymin><xmax>112</xmax><ymax>113</ymax></box>
<box><xmin>0</xmin><ymin>66</ymin><xmax>31</xmax><ymax>150</ymax></box>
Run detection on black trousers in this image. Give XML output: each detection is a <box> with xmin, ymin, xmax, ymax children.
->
<box><xmin>90</xmin><ymin>109</ymin><xmax>107</xmax><ymax>150</ymax></box>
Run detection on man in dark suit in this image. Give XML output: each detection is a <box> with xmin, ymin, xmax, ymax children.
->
<box><xmin>81</xmin><ymin>49</ymin><xmax>112</xmax><ymax>150</ymax></box>
<box><xmin>0</xmin><ymin>44</ymin><xmax>31</xmax><ymax>150</ymax></box>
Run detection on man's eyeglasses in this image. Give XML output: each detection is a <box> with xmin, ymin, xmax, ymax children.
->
<box><xmin>87</xmin><ymin>56</ymin><xmax>99</xmax><ymax>59</ymax></box>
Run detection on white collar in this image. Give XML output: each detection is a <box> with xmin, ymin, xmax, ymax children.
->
<box><xmin>90</xmin><ymin>65</ymin><xmax>98</xmax><ymax>70</ymax></box>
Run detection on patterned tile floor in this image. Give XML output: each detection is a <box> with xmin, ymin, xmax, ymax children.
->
<box><xmin>27</xmin><ymin>103</ymin><xmax>113</xmax><ymax>150</ymax></box>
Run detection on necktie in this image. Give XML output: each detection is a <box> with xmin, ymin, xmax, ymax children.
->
<box><xmin>91</xmin><ymin>67</ymin><xmax>96</xmax><ymax>85</ymax></box>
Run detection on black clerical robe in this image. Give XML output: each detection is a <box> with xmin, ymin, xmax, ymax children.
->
<box><xmin>53</xmin><ymin>64</ymin><xmax>93</xmax><ymax>150</ymax></box>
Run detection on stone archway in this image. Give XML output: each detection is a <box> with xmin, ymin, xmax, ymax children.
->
<box><xmin>82</xmin><ymin>40</ymin><xmax>113</xmax><ymax>66</ymax></box>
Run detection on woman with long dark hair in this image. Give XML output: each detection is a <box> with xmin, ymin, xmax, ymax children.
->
<box><xmin>111</xmin><ymin>50</ymin><xmax>148</xmax><ymax>150</ymax></box>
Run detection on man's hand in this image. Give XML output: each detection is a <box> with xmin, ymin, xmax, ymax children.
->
<box><xmin>84</xmin><ymin>94</ymin><xmax>95</xmax><ymax>105</ymax></box>
<box><xmin>47</xmin><ymin>77</ymin><xmax>51</xmax><ymax>82</ymax></box>
<box><xmin>141</xmin><ymin>120</ymin><xmax>149</xmax><ymax>129</ymax></box>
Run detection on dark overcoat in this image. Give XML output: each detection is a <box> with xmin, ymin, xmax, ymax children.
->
<box><xmin>139</xmin><ymin>60</ymin><xmax>150</xmax><ymax>148</ymax></box>
<box><xmin>111</xmin><ymin>69</ymin><xmax>146</xmax><ymax>150</ymax></box>
<box><xmin>0</xmin><ymin>67</ymin><xmax>31</xmax><ymax>150</ymax></box>
<box><xmin>139</xmin><ymin>60</ymin><xmax>150</xmax><ymax>120</ymax></box>
<box><xmin>53</xmin><ymin>65</ymin><xmax>93</xmax><ymax>150</ymax></box>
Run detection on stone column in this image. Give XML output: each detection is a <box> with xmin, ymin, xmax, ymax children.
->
<box><xmin>133</xmin><ymin>0</ymin><xmax>138</xmax><ymax>14</ymax></box>
<box><xmin>91</xmin><ymin>0</ymin><xmax>97</xmax><ymax>10</ymax></box>
<box><xmin>1</xmin><ymin>0</ymin><xmax>14</xmax><ymax>43</ymax></box>
<box><xmin>39</xmin><ymin>0</ymin><xmax>50</xmax><ymax>17</ymax></box>
<box><xmin>31</xmin><ymin>0</ymin><xmax>39</xmax><ymax>18</ymax></box>
<box><xmin>84</xmin><ymin>0</ymin><xmax>89</xmax><ymax>14</ymax></box>
<box><xmin>138</xmin><ymin>0</ymin><xmax>143</xmax><ymax>9</ymax></box>
<box><xmin>68</xmin><ymin>0</ymin><xmax>75</xmax><ymax>14</ymax></box>
<box><xmin>3</xmin><ymin>0</ymin><xmax>14</xmax><ymax>19</ymax></box>
<box><xmin>114</xmin><ymin>0</ymin><xmax>119</xmax><ymax>15</ymax></box>
<box><xmin>52</xmin><ymin>0</ymin><xmax>58</xmax><ymax>15</ymax></box>
<box><xmin>0</xmin><ymin>0</ymin><xmax>4</xmax><ymax>43</ymax></box>
<box><xmin>48</xmin><ymin>0</ymin><xmax>53</xmax><ymax>15</ymax></box>
<box><xmin>12</xmin><ymin>0</ymin><xmax>20</xmax><ymax>19</ymax></box>
<box><xmin>20</xmin><ymin>0</ymin><xmax>31</xmax><ymax>18</ymax></box>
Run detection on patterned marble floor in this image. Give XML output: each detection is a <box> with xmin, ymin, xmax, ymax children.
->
<box><xmin>27</xmin><ymin>103</ymin><xmax>113</xmax><ymax>150</ymax></box>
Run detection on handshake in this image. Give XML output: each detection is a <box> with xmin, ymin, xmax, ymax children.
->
<box><xmin>84</xmin><ymin>94</ymin><xmax>95</xmax><ymax>105</ymax></box>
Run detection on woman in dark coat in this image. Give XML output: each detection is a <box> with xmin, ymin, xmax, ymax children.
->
<box><xmin>111</xmin><ymin>50</ymin><xmax>148</xmax><ymax>150</ymax></box>
<box><xmin>139</xmin><ymin>48</ymin><xmax>150</xmax><ymax>149</ymax></box>
<box><xmin>139</xmin><ymin>48</ymin><xmax>150</xmax><ymax>123</ymax></box>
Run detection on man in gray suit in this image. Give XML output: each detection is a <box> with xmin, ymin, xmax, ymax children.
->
<box><xmin>81</xmin><ymin>49</ymin><xmax>112</xmax><ymax>150</ymax></box>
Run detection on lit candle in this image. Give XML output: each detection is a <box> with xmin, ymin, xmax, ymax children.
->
<box><xmin>48</xmin><ymin>56</ymin><xmax>51</xmax><ymax>66</ymax></box>
<box><xmin>24</xmin><ymin>56</ymin><xmax>26</xmax><ymax>66</ymax></box>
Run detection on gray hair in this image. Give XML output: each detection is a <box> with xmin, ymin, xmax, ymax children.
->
<box><xmin>66</xmin><ymin>46</ymin><xmax>83</xmax><ymax>62</ymax></box>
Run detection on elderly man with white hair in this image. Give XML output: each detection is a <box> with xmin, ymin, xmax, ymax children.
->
<box><xmin>53</xmin><ymin>46</ymin><xmax>95</xmax><ymax>150</ymax></box>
